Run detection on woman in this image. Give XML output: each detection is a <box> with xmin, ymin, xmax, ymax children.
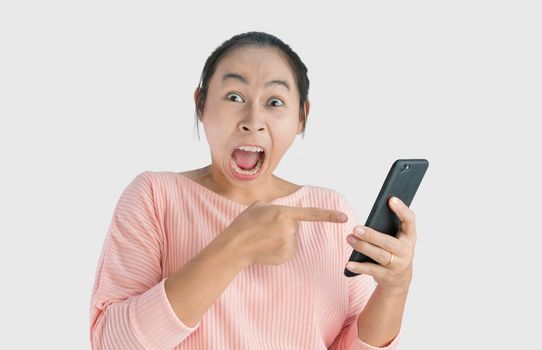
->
<box><xmin>90</xmin><ymin>31</ymin><xmax>416</xmax><ymax>349</ymax></box>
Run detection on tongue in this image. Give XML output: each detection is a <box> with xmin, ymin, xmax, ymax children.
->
<box><xmin>232</xmin><ymin>149</ymin><xmax>261</xmax><ymax>170</ymax></box>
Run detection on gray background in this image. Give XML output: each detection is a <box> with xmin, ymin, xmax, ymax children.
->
<box><xmin>1</xmin><ymin>1</ymin><xmax>540</xmax><ymax>349</ymax></box>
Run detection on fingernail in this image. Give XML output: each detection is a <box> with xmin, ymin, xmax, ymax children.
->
<box><xmin>354</xmin><ymin>226</ymin><xmax>365</xmax><ymax>236</ymax></box>
<box><xmin>392</xmin><ymin>197</ymin><xmax>400</xmax><ymax>206</ymax></box>
<box><xmin>339</xmin><ymin>213</ymin><xmax>348</xmax><ymax>221</ymax></box>
<box><xmin>346</xmin><ymin>262</ymin><xmax>356</xmax><ymax>270</ymax></box>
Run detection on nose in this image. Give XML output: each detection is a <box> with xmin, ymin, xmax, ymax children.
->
<box><xmin>238</xmin><ymin>105</ymin><xmax>266</xmax><ymax>133</ymax></box>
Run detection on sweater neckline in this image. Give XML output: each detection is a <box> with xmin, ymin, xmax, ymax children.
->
<box><xmin>177</xmin><ymin>173</ymin><xmax>307</xmax><ymax>208</ymax></box>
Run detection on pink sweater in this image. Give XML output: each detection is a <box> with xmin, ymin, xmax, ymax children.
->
<box><xmin>90</xmin><ymin>171</ymin><xmax>401</xmax><ymax>349</ymax></box>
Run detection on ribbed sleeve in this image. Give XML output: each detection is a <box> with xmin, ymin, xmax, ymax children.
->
<box><xmin>90</xmin><ymin>171</ymin><xmax>403</xmax><ymax>349</ymax></box>
<box><xmin>90</xmin><ymin>172</ymin><xmax>198</xmax><ymax>349</ymax></box>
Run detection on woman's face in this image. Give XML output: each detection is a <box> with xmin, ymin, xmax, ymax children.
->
<box><xmin>197</xmin><ymin>46</ymin><xmax>307</xmax><ymax>189</ymax></box>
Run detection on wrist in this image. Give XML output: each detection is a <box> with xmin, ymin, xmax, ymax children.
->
<box><xmin>213</xmin><ymin>228</ymin><xmax>253</xmax><ymax>269</ymax></box>
<box><xmin>376</xmin><ymin>284</ymin><xmax>410</xmax><ymax>298</ymax></box>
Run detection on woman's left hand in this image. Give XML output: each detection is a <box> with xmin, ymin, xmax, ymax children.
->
<box><xmin>345</xmin><ymin>196</ymin><xmax>417</xmax><ymax>293</ymax></box>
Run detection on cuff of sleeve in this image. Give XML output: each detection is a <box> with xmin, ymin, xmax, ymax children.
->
<box><xmin>345</xmin><ymin>320</ymin><xmax>401</xmax><ymax>350</ymax></box>
<box><xmin>129</xmin><ymin>277</ymin><xmax>200</xmax><ymax>349</ymax></box>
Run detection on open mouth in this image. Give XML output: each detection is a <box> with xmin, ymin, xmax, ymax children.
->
<box><xmin>230</xmin><ymin>148</ymin><xmax>266</xmax><ymax>177</ymax></box>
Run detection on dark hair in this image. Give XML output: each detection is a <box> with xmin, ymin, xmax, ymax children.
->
<box><xmin>193</xmin><ymin>31</ymin><xmax>310</xmax><ymax>140</ymax></box>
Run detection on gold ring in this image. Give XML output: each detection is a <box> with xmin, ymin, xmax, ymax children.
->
<box><xmin>386</xmin><ymin>253</ymin><xmax>394</xmax><ymax>267</ymax></box>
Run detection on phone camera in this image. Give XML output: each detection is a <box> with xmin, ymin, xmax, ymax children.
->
<box><xmin>400</xmin><ymin>164</ymin><xmax>411</xmax><ymax>173</ymax></box>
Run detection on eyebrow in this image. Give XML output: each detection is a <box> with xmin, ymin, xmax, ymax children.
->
<box><xmin>221</xmin><ymin>72</ymin><xmax>290</xmax><ymax>91</ymax></box>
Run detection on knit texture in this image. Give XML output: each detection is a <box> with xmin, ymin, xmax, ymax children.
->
<box><xmin>90</xmin><ymin>171</ymin><xmax>401</xmax><ymax>349</ymax></box>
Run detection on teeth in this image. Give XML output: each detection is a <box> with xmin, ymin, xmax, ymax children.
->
<box><xmin>236</xmin><ymin>145</ymin><xmax>264</xmax><ymax>153</ymax></box>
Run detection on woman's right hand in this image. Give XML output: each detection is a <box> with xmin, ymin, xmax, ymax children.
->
<box><xmin>221</xmin><ymin>200</ymin><xmax>349</xmax><ymax>266</ymax></box>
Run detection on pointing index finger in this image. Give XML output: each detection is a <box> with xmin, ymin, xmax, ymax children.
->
<box><xmin>280</xmin><ymin>205</ymin><xmax>348</xmax><ymax>223</ymax></box>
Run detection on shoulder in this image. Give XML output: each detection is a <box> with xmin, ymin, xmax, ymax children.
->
<box><xmin>122</xmin><ymin>171</ymin><xmax>198</xmax><ymax>218</ymax></box>
<box><xmin>131</xmin><ymin>170</ymin><xmax>182</xmax><ymax>187</ymax></box>
<box><xmin>124</xmin><ymin>170</ymin><xmax>186</xmax><ymax>201</ymax></box>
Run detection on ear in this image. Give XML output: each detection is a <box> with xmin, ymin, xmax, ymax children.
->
<box><xmin>298</xmin><ymin>100</ymin><xmax>310</xmax><ymax>134</ymax></box>
<box><xmin>194</xmin><ymin>87</ymin><xmax>203</xmax><ymax>121</ymax></box>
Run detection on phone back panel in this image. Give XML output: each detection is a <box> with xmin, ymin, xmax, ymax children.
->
<box><xmin>365</xmin><ymin>159</ymin><xmax>428</xmax><ymax>235</ymax></box>
<box><xmin>345</xmin><ymin>159</ymin><xmax>429</xmax><ymax>277</ymax></box>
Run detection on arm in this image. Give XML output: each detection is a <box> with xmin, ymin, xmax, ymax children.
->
<box><xmin>330</xmin><ymin>193</ymin><xmax>404</xmax><ymax>350</ymax></box>
<box><xmin>164</xmin><ymin>227</ymin><xmax>250</xmax><ymax>327</ymax></box>
<box><xmin>356</xmin><ymin>286</ymin><xmax>407</xmax><ymax>347</ymax></box>
<box><xmin>90</xmin><ymin>172</ymin><xmax>192</xmax><ymax>350</ymax></box>
<box><xmin>90</xmin><ymin>172</ymin><xmax>248</xmax><ymax>349</ymax></box>
<box><xmin>351</xmin><ymin>196</ymin><xmax>416</xmax><ymax>347</ymax></box>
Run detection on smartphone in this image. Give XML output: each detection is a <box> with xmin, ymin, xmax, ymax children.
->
<box><xmin>344</xmin><ymin>159</ymin><xmax>429</xmax><ymax>277</ymax></box>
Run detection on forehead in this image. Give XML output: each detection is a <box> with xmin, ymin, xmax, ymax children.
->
<box><xmin>212</xmin><ymin>46</ymin><xmax>296</xmax><ymax>86</ymax></box>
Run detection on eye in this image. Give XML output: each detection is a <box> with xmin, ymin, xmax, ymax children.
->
<box><xmin>226</xmin><ymin>92</ymin><xmax>244</xmax><ymax>103</ymax></box>
<box><xmin>269</xmin><ymin>98</ymin><xmax>284</xmax><ymax>107</ymax></box>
